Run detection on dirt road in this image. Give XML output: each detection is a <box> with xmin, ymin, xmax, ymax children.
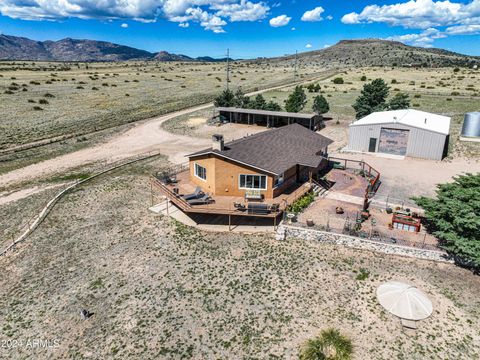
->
<box><xmin>0</xmin><ymin>75</ymin><xmax>338</xmax><ymax>189</ymax></box>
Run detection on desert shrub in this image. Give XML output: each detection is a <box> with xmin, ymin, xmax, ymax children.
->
<box><xmin>33</xmin><ymin>106</ymin><xmax>43</xmax><ymax>111</ymax></box>
<box><xmin>92</xmin><ymin>87</ymin><xmax>99</xmax><ymax>90</ymax></box>
<box><xmin>360</xmin><ymin>75</ymin><xmax>367</xmax><ymax>81</ymax></box>
<box><xmin>451</xmin><ymin>91</ymin><xmax>460</xmax><ymax>96</ymax></box>
<box><xmin>446</xmin><ymin>98</ymin><xmax>452</xmax><ymax>101</ymax></box>
<box><xmin>414</xmin><ymin>94</ymin><xmax>421</xmax><ymax>98</ymax></box>
<box><xmin>332</xmin><ymin>77</ymin><xmax>344</xmax><ymax>84</ymax></box>
<box><xmin>355</xmin><ymin>268</ymin><xmax>370</xmax><ymax>280</ymax></box>
<box><xmin>39</xmin><ymin>99</ymin><xmax>49</xmax><ymax>105</ymax></box>
<box><xmin>28</xmin><ymin>99</ymin><xmax>36</xmax><ymax>103</ymax></box>
<box><xmin>391</xmin><ymin>79</ymin><xmax>397</xmax><ymax>84</ymax></box>
<box><xmin>299</xmin><ymin>328</ymin><xmax>353</xmax><ymax>360</ymax></box>
<box><xmin>44</xmin><ymin>93</ymin><xmax>55</xmax><ymax>98</ymax></box>
<box><xmin>76</xmin><ymin>86</ymin><xmax>84</xmax><ymax>89</ymax></box>
<box><xmin>4</xmin><ymin>90</ymin><xmax>14</xmax><ymax>94</ymax></box>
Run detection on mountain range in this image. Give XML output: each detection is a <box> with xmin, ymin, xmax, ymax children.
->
<box><xmin>0</xmin><ymin>34</ymin><xmax>230</xmax><ymax>62</ymax></box>
<box><xmin>1</xmin><ymin>34</ymin><xmax>479</xmax><ymax>67</ymax></box>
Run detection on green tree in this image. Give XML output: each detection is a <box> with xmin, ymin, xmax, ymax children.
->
<box><xmin>300</xmin><ymin>328</ymin><xmax>353</xmax><ymax>360</ymax></box>
<box><xmin>214</xmin><ymin>89</ymin><xmax>235</xmax><ymax>107</ymax></box>
<box><xmin>307</xmin><ymin>83</ymin><xmax>315</xmax><ymax>93</ymax></box>
<box><xmin>250</xmin><ymin>94</ymin><xmax>267</xmax><ymax>110</ymax></box>
<box><xmin>333</xmin><ymin>77</ymin><xmax>344</xmax><ymax>84</ymax></box>
<box><xmin>352</xmin><ymin>78</ymin><xmax>390</xmax><ymax>119</ymax></box>
<box><xmin>413</xmin><ymin>174</ymin><xmax>480</xmax><ymax>269</ymax></box>
<box><xmin>388</xmin><ymin>92</ymin><xmax>410</xmax><ymax>110</ymax></box>
<box><xmin>265</xmin><ymin>101</ymin><xmax>282</xmax><ymax>111</ymax></box>
<box><xmin>360</xmin><ymin>75</ymin><xmax>367</xmax><ymax>81</ymax></box>
<box><xmin>285</xmin><ymin>85</ymin><xmax>307</xmax><ymax>113</ymax></box>
<box><xmin>314</xmin><ymin>83</ymin><xmax>321</xmax><ymax>92</ymax></box>
<box><xmin>312</xmin><ymin>95</ymin><xmax>330</xmax><ymax>114</ymax></box>
<box><xmin>233</xmin><ymin>88</ymin><xmax>250</xmax><ymax>108</ymax></box>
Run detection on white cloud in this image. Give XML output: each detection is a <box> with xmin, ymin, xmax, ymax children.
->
<box><xmin>341</xmin><ymin>0</ymin><xmax>480</xmax><ymax>30</ymax></box>
<box><xmin>291</xmin><ymin>27</ymin><xmax>296</xmax><ymax>31</ymax></box>
<box><xmin>323</xmin><ymin>44</ymin><xmax>331</xmax><ymax>48</ymax></box>
<box><xmin>301</xmin><ymin>7</ymin><xmax>324</xmax><ymax>22</ymax></box>
<box><xmin>326</xmin><ymin>15</ymin><xmax>333</xmax><ymax>20</ymax></box>
<box><xmin>387</xmin><ymin>27</ymin><xmax>446</xmax><ymax>46</ymax></box>
<box><xmin>446</xmin><ymin>24</ymin><xmax>480</xmax><ymax>34</ymax></box>
<box><xmin>121</xmin><ymin>23</ymin><xmax>128</xmax><ymax>28</ymax></box>
<box><xmin>305</xmin><ymin>43</ymin><xmax>312</xmax><ymax>48</ymax></box>
<box><xmin>269</xmin><ymin>14</ymin><xmax>291</xmax><ymax>27</ymax></box>
<box><xmin>0</xmin><ymin>0</ymin><xmax>270</xmax><ymax>33</ymax></box>
<box><xmin>179</xmin><ymin>22</ymin><xmax>190</xmax><ymax>27</ymax></box>
<box><xmin>214</xmin><ymin>0</ymin><xmax>268</xmax><ymax>22</ymax></box>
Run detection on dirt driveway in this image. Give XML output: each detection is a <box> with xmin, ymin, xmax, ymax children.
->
<box><xmin>331</xmin><ymin>150</ymin><xmax>480</xmax><ymax>198</ymax></box>
<box><xmin>0</xmin><ymin>78</ymin><xmax>332</xmax><ymax>189</ymax></box>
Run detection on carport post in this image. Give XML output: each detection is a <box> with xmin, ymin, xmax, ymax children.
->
<box><xmin>273</xmin><ymin>215</ymin><xmax>277</xmax><ymax>231</ymax></box>
<box><xmin>228</xmin><ymin>214</ymin><xmax>232</xmax><ymax>231</ymax></box>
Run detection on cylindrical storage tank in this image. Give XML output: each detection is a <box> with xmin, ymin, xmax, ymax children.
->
<box><xmin>461</xmin><ymin>112</ymin><xmax>480</xmax><ymax>138</ymax></box>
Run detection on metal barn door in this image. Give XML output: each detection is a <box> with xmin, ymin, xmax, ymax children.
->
<box><xmin>378</xmin><ymin>128</ymin><xmax>409</xmax><ymax>156</ymax></box>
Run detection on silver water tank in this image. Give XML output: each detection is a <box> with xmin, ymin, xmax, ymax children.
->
<box><xmin>461</xmin><ymin>112</ymin><xmax>480</xmax><ymax>138</ymax></box>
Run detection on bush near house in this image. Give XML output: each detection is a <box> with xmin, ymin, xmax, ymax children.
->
<box><xmin>413</xmin><ymin>174</ymin><xmax>480</xmax><ymax>270</ymax></box>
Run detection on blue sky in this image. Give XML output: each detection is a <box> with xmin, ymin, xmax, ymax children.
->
<box><xmin>0</xmin><ymin>0</ymin><xmax>479</xmax><ymax>57</ymax></box>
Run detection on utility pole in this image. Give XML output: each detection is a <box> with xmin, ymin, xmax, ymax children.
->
<box><xmin>226</xmin><ymin>48</ymin><xmax>230</xmax><ymax>91</ymax></box>
<box><xmin>294</xmin><ymin>50</ymin><xmax>298</xmax><ymax>83</ymax></box>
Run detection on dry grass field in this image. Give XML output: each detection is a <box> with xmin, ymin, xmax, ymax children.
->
<box><xmin>0</xmin><ymin>60</ymin><xmax>322</xmax><ymax>149</ymax></box>
<box><xmin>1</xmin><ymin>158</ymin><xmax>479</xmax><ymax>359</ymax></box>
<box><xmin>0</xmin><ymin>61</ymin><xmax>327</xmax><ymax>175</ymax></box>
<box><xmin>161</xmin><ymin>67</ymin><xmax>480</xmax><ymax>159</ymax></box>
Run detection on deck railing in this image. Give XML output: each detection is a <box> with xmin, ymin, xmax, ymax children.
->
<box><xmin>151</xmin><ymin>175</ymin><xmax>312</xmax><ymax>218</ymax></box>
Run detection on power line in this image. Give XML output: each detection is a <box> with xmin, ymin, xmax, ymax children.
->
<box><xmin>294</xmin><ymin>50</ymin><xmax>298</xmax><ymax>83</ymax></box>
<box><xmin>226</xmin><ymin>48</ymin><xmax>230</xmax><ymax>91</ymax></box>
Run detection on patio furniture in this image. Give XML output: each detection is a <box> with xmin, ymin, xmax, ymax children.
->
<box><xmin>247</xmin><ymin>203</ymin><xmax>270</xmax><ymax>215</ymax></box>
<box><xmin>182</xmin><ymin>186</ymin><xmax>204</xmax><ymax>201</ymax></box>
<box><xmin>244</xmin><ymin>190</ymin><xmax>263</xmax><ymax>201</ymax></box>
<box><xmin>187</xmin><ymin>193</ymin><xmax>214</xmax><ymax>205</ymax></box>
<box><xmin>270</xmin><ymin>203</ymin><xmax>280</xmax><ymax>212</ymax></box>
<box><xmin>234</xmin><ymin>202</ymin><xmax>246</xmax><ymax>211</ymax></box>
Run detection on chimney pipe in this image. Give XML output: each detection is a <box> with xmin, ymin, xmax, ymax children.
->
<box><xmin>212</xmin><ymin>134</ymin><xmax>224</xmax><ymax>151</ymax></box>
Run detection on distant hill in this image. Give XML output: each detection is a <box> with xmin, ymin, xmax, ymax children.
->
<box><xmin>1</xmin><ymin>35</ymin><xmax>478</xmax><ymax>66</ymax></box>
<box><xmin>0</xmin><ymin>34</ymin><xmax>230</xmax><ymax>62</ymax></box>
<box><xmin>266</xmin><ymin>39</ymin><xmax>480</xmax><ymax>68</ymax></box>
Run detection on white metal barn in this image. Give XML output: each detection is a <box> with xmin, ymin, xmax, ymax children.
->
<box><xmin>347</xmin><ymin>109</ymin><xmax>451</xmax><ymax>160</ymax></box>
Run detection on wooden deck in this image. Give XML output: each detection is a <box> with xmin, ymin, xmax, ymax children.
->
<box><xmin>152</xmin><ymin>170</ymin><xmax>313</xmax><ymax>218</ymax></box>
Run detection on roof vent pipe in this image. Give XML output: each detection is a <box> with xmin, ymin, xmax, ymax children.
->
<box><xmin>425</xmin><ymin>118</ymin><xmax>427</xmax><ymax>124</ymax></box>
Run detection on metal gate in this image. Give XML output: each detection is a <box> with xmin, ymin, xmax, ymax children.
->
<box><xmin>378</xmin><ymin>128</ymin><xmax>409</xmax><ymax>156</ymax></box>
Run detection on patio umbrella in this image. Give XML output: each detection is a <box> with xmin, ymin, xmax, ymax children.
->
<box><xmin>377</xmin><ymin>281</ymin><xmax>433</xmax><ymax>321</ymax></box>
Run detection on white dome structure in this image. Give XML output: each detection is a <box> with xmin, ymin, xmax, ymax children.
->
<box><xmin>377</xmin><ymin>281</ymin><xmax>433</xmax><ymax>321</ymax></box>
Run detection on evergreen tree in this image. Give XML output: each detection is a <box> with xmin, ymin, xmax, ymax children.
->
<box><xmin>285</xmin><ymin>86</ymin><xmax>307</xmax><ymax>113</ymax></box>
<box><xmin>233</xmin><ymin>88</ymin><xmax>250</xmax><ymax>108</ymax></box>
<box><xmin>352</xmin><ymin>78</ymin><xmax>390</xmax><ymax>119</ymax></box>
<box><xmin>413</xmin><ymin>174</ymin><xmax>480</xmax><ymax>270</ymax></box>
<box><xmin>250</xmin><ymin>94</ymin><xmax>268</xmax><ymax>110</ymax></box>
<box><xmin>388</xmin><ymin>92</ymin><xmax>410</xmax><ymax>110</ymax></box>
<box><xmin>265</xmin><ymin>101</ymin><xmax>282</xmax><ymax>111</ymax></box>
<box><xmin>214</xmin><ymin>89</ymin><xmax>235</xmax><ymax>107</ymax></box>
<box><xmin>312</xmin><ymin>95</ymin><xmax>330</xmax><ymax>114</ymax></box>
<box><xmin>314</xmin><ymin>83</ymin><xmax>321</xmax><ymax>92</ymax></box>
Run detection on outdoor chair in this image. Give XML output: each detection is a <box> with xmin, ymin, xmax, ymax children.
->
<box><xmin>234</xmin><ymin>202</ymin><xmax>246</xmax><ymax>211</ymax></box>
<box><xmin>182</xmin><ymin>186</ymin><xmax>204</xmax><ymax>201</ymax></box>
<box><xmin>187</xmin><ymin>193</ymin><xmax>214</xmax><ymax>205</ymax></box>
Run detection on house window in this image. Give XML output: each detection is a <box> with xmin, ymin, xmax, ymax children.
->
<box><xmin>194</xmin><ymin>163</ymin><xmax>207</xmax><ymax>180</ymax></box>
<box><xmin>274</xmin><ymin>173</ymin><xmax>284</xmax><ymax>187</ymax></box>
<box><xmin>239</xmin><ymin>174</ymin><xmax>267</xmax><ymax>190</ymax></box>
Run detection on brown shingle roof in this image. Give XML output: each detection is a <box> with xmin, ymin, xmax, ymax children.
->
<box><xmin>188</xmin><ymin>123</ymin><xmax>333</xmax><ymax>175</ymax></box>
